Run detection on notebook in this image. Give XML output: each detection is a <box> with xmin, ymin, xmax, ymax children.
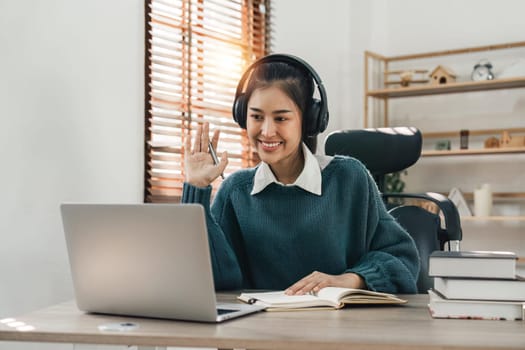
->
<box><xmin>60</xmin><ymin>203</ymin><xmax>265</xmax><ymax>322</ymax></box>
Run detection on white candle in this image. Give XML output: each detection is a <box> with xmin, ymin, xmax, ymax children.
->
<box><xmin>473</xmin><ymin>183</ymin><xmax>492</xmax><ymax>217</ymax></box>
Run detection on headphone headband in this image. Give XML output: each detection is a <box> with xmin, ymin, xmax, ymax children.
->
<box><xmin>233</xmin><ymin>53</ymin><xmax>329</xmax><ymax>136</ymax></box>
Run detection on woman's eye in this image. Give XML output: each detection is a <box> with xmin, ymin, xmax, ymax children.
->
<box><xmin>275</xmin><ymin>116</ymin><xmax>287</xmax><ymax>122</ymax></box>
<box><xmin>250</xmin><ymin>114</ymin><xmax>263</xmax><ymax>120</ymax></box>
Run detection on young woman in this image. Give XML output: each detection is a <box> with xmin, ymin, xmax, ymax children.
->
<box><xmin>182</xmin><ymin>54</ymin><xmax>420</xmax><ymax>295</ymax></box>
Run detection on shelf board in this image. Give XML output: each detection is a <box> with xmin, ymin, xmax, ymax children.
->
<box><xmin>423</xmin><ymin>127</ymin><xmax>525</xmax><ymax>139</ymax></box>
<box><xmin>383</xmin><ymin>41</ymin><xmax>525</xmax><ymax>62</ymax></box>
<box><xmin>421</xmin><ymin>147</ymin><xmax>525</xmax><ymax>157</ymax></box>
<box><xmin>461</xmin><ymin>216</ymin><xmax>525</xmax><ymax>222</ymax></box>
<box><xmin>438</xmin><ymin>192</ymin><xmax>525</xmax><ymax>200</ymax></box>
<box><xmin>366</xmin><ymin>76</ymin><xmax>525</xmax><ymax>98</ymax></box>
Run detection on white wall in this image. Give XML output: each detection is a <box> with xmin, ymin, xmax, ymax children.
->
<box><xmin>0</xmin><ymin>0</ymin><xmax>144</xmax><ymax>325</ymax></box>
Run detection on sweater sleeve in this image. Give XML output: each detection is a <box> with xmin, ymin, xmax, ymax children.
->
<box><xmin>346</xmin><ymin>168</ymin><xmax>420</xmax><ymax>294</ymax></box>
<box><xmin>181</xmin><ymin>182</ymin><xmax>242</xmax><ymax>290</ymax></box>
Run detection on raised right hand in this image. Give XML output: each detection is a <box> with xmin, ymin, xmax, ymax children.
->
<box><xmin>184</xmin><ymin>122</ymin><xmax>228</xmax><ymax>188</ymax></box>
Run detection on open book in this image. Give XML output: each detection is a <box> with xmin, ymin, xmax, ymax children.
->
<box><xmin>238</xmin><ymin>287</ymin><xmax>406</xmax><ymax>310</ymax></box>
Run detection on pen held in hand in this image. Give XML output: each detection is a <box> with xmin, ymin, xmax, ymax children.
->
<box><xmin>208</xmin><ymin>141</ymin><xmax>225</xmax><ymax>179</ymax></box>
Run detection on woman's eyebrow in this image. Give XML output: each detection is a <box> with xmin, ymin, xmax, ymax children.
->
<box><xmin>248</xmin><ymin>107</ymin><xmax>293</xmax><ymax>114</ymax></box>
<box><xmin>272</xmin><ymin>109</ymin><xmax>292</xmax><ymax>114</ymax></box>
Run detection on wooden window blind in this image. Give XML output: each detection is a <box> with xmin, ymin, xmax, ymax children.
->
<box><xmin>145</xmin><ymin>0</ymin><xmax>273</xmax><ymax>203</ymax></box>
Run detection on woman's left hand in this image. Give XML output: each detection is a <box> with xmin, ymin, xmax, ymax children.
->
<box><xmin>285</xmin><ymin>271</ymin><xmax>366</xmax><ymax>295</ymax></box>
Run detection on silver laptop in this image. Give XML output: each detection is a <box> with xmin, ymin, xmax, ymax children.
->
<box><xmin>60</xmin><ymin>203</ymin><xmax>265</xmax><ymax>322</ymax></box>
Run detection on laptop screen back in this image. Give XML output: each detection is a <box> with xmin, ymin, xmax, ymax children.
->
<box><xmin>61</xmin><ymin>203</ymin><xmax>220</xmax><ymax>322</ymax></box>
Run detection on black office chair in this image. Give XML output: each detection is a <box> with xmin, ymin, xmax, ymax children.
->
<box><xmin>324</xmin><ymin>127</ymin><xmax>462</xmax><ymax>293</ymax></box>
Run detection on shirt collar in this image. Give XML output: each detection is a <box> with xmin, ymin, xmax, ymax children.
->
<box><xmin>251</xmin><ymin>143</ymin><xmax>332</xmax><ymax>196</ymax></box>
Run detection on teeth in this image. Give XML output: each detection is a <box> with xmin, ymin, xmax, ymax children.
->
<box><xmin>261</xmin><ymin>141</ymin><xmax>281</xmax><ymax>148</ymax></box>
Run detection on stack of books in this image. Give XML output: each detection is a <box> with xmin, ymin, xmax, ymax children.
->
<box><xmin>427</xmin><ymin>250</ymin><xmax>525</xmax><ymax>320</ymax></box>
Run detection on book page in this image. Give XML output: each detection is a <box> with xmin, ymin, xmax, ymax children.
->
<box><xmin>316</xmin><ymin>287</ymin><xmax>406</xmax><ymax>304</ymax></box>
<box><xmin>238</xmin><ymin>291</ymin><xmax>340</xmax><ymax>308</ymax></box>
<box><xmin>238</xmin><ymin>288</ymin><xmax>406</xmax><ymax>309</ymax></box>
<box><xmin>316</xmin><ymin>287</ymin><xmax>361</xmax><ymax>301</ymax></box>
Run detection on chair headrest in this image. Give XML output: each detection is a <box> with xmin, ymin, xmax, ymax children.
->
<box><xmin>324</xmin><ymin>127</ymin><xmax>422</xmax><ymax>175</ymax></box>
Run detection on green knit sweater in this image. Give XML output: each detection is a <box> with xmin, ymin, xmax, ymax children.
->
<box><xmin>182</xmin><ymin>156</ymin><xmax>420</xmax><ymax>293</ymax></box>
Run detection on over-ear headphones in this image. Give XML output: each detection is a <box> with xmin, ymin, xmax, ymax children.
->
<box><xmin>232</xmin><ymin>54</ymin><xmax>329</xmax><ymax>136</ymax></box>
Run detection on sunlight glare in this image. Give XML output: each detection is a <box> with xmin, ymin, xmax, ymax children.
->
<box><xmin>8</xmin><ymin>321</ymin><xmax>25</xmax><ymax>327</ymax></box>
<box><xmin>214</xmin><ymin>52</ymin><xmax>243</xmax><ymax>81</ymax></box>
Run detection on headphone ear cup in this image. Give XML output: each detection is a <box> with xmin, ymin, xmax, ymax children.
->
<box><xmin>304</xmin><ymin>98</ymin><xmax>327</xmax><ymax>136</ymax></box>
<box><xmin>232</xmin><ymin>93</ymin><xmax>247</xmax><ymax>129</ymax></box>
<box><xmin>316</xmin><ymin>98</ymin><xmax>328</xmax><ymax>134</ymax></box>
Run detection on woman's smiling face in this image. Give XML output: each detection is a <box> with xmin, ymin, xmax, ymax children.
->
<box><xmin>246</xmin><ymin>85</ymin><xmax>303</xmax><ymax>171</ymax></box>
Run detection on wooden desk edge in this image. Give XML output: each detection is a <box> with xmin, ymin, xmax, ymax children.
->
<box><xmin>1</xmin><ymin>295</ymin><xmax>524</xmax><ymax>350</ymax></box>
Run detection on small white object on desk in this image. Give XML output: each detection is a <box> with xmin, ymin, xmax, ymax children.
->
<box><xmin>98</xmin><ymin>322</ymin><xmax>139</xmax><ymax>332</ymax></box>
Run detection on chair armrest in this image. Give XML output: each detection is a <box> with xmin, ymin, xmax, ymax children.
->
<box><xmin>382</xmin><ymin>192</ymin><xmax>463</xmax><ymax>244</ymax></box>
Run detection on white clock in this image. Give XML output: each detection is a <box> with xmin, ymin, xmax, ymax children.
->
<box><xmin>471</xmin><ymin>60</ymin><xmax>494</xmax><ymax>81</ymax></box>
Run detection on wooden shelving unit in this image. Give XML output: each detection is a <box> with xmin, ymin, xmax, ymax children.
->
<box><xmin>364</xmin><ymin>41</ymin><xmax>525</xmax><ymax>257</ymax></box>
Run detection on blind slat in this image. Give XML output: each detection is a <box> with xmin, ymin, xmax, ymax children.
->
<box><xmin>150</xmin><ymin>114</ymin><xmax>242</xmax><ymax>132</ymax></box>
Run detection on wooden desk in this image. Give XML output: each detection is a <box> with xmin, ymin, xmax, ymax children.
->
<box><xmin>1</xmin><ymin>294</ymin><xmax>524</xmax><ymax>349</ymax></box>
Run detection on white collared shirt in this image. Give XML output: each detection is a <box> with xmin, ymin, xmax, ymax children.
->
<box><xmin>251</xmin><ymin>143</ymin><xmax>333</xmax><ymax>196</ymax></box>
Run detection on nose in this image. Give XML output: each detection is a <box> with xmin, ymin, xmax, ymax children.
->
<box><xmin>261</xmin><ymin>118</ymin><xmax>276</xmax><ymax>137</ymax></box>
